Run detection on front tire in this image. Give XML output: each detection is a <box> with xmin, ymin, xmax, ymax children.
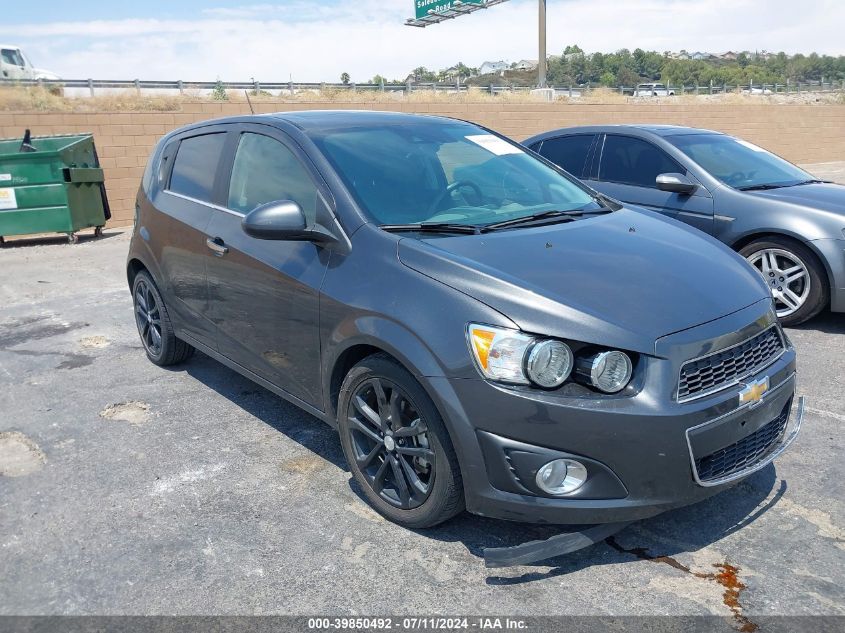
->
<box><xmin>338</xmin><ymin>354</ymin><xmax>464</xmax><ymax>528</ymax></box>
<box><xmin>132</xmin><ymin>270</ymin><xmax>194</xmax><ymax>366</ymax></box>
<box><xmin>740</xmin><ymin>236</ymin><xmax>829</xmax><ymax>326</ymax></box>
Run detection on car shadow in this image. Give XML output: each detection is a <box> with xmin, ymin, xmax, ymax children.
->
<box><xmin>175</xmin><ymin>351</ymin><xmax>784</xmax><ymax>584</ymax></box>
<box><xmin>787</xmin><ymin>309</ymin><xmax>844</xmax><ymax>335</ymax></box>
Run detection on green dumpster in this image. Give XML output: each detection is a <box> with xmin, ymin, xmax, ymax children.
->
<box><xmin>0</xmin><ymin>131</ymin><xmax>111</xmax><ymax>245</ymax></box>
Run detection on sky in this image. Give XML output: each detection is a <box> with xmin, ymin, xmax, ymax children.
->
<box><xmin>2</xmin><ymin>0</ymin><xmax>844</xmax><ymax>82</ymax></box>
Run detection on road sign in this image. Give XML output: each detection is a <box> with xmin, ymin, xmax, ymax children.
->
<box><xmin>406</xmin><ymin>0</ymin><xmax>511</xmax><ymax>27</ymax></box>
<box><xmin>405</xmin><ymin>0</ymin><xmax>546</xmax><ymax>88</ymax></box>
<box><xmin>414</xmin><ymin>0</ymin><xmax>483</xmax><ymax>19</ymax></box>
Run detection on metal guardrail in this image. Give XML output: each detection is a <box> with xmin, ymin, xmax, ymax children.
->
<box><xmin>1</xmin><ymin>77</ymin><xmax>843</xmax><ymax>97</ymax></box>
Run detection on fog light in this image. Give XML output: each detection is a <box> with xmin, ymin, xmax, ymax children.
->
<box><xmin>535</xmin><ymin>459</ymin><xmax>588</xmax><ymax>496</ymax></box>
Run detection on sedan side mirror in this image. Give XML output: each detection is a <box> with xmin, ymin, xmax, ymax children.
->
<box><xmin>656</xmin><ymin>173</ymin><xmax>697</xmax><ymax>195</ymax></box>
<box><xmin>242</xmin><ymin>200</ymin><xmax>336</xmax><ymax>243</ymax></box>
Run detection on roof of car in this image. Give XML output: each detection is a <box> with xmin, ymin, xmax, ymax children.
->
<box><xmin>523</xmin><ymin>124</ymin><xmax>723</xmax><ymax>144</ymax></box>
<box><xmin>265</xmin><ymin>109</ymin><xmax>463</xmax><ymax>130</ymax></box>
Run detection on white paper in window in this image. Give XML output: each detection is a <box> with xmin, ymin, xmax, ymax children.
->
<box><xmin>465</xmin><ymin>134</ymin><xmax>523</xmax><ymax>156</ymax></box>
<box><xmin>735</xmin><ymin>139</ymin><xmax>766</xmax><ymax>152</ymax></box>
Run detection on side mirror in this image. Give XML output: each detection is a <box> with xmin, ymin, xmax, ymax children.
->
<box><xmin>656</xmin><ymin>173</ymin><xmax>697</xmax><ymax>195</ymax></box>
<box><xmin>242</xmin><ymin>200</ymin><xmax>335</xmax><ymax>243</ymax></box>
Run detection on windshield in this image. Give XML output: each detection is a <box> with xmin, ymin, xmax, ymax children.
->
<box><xmin>666</xmin><ymin>133</ymin><xmax>812</xmax><ymax>190</ymax></box>
<box><xmin>310</xmin><ymin>121</ymin><xmax>599</xmax><ymax>226</ymax></box>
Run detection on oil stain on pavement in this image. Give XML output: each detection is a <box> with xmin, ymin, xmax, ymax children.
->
<box><xmin>606</xmin><ymin>536</ymin><xmax>758</xmax><ymax>632</ymax></box>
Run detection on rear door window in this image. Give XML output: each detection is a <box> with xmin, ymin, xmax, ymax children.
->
<box><xmin>599</xmin><ymin>135</ymin><xmax>685</xmax><ymax>188</ymax></box>
<box><xmin>168</xmin><ymin>133</ymin><xmax>227</xmax><ymax>202</ymax></box>
<box><xmin>537</xmin><ymin>134</ymin><xmax>596</xmax><ymax>178</ymax></box>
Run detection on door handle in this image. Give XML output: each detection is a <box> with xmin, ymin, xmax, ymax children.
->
<box><xmin>206</xmin><ymin>237</ymin><xmax>229</xmax><ymax>255</ymax></box>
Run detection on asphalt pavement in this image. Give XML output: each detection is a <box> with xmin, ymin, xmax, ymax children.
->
<box><xmin>0</xmin><ymin>229</ymin><xmax>843</xmax><ymax>626</ymax></box>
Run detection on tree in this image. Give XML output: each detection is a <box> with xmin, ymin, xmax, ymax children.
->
<box><xmin>340</xmin><ymin>72</ymin><xmax>350</xmax><ymax>85</ymax></box>
<box><xmin>211</xmin><ymin>79</ymin><xmax>228</xmax><ymax>100</ymax></box>
<box><xmin>371</xmin><ymin>74</ymin><xmax>386</xmax><ymax>85</ymax></box>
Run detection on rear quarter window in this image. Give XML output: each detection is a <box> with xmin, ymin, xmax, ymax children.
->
<box><xmin>141</xmin><ymin>138</ymin><xmax>167</xmax><ymax>196</ymax></box>
<box><xmin>167</xmin><ymin>133</ymin><xmax>227</xmax><ymax>202</ymax></box>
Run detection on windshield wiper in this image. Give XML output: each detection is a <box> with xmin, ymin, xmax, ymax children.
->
<box><xmin>792</xmin><ymin>179</ymin><xmax>832</xmax><ymax>186</ymax></box>
<box><xmin>737</xmin><ymin>183</ymin><xmax>789</xmax><ymax>191</ymax></box>
<box><xmin>484</xmin><ymin>207</ymin><xmax>612</xmax><ymax>231</ymax></box>
<box><xmin>379</xmin><ymin>222</ymin><xmax>482</xmax><ymax>235</ymax></box>
<box><xmin>739</xmin><ymin>179</ymin><xmax>831</xmax><ymax>191</ymax></box>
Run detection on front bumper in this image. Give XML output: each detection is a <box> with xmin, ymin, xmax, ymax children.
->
<box><xmin>426</xmin><ymin>301</ymin><xmax>802</xmax><ymax>525</ymax></box>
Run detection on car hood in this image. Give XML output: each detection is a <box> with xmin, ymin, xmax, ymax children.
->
<box><xmin>397</xmin><ymin>208</ymin><xmax>770</xmax><ymax>355</ymax></box>
<box><xmin>745</xmin><ymin>182</ymin><xmax>845</xmax><ymax>217</ymax></box>
<box><xmin>33</xmin><ymin>68</ymin><xmax>61</xmax><ymax>80</ymax></box>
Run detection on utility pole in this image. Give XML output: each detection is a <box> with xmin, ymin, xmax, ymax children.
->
<box><xmin>538</xmin><ymin>0</ymin><xmax>547</xmax><ymax>88</ymax></box>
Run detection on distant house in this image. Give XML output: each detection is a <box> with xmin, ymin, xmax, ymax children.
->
<box><xmin>719</xmin><ymin>51</ymin><xmax>738</xmax><ymax>61</ymax></box>
<box><xmin>690</xmin><ymin>51</ymin><xmax>712</xmax><ymax>60</ymax></box>
<box><xmin>478</xmin><ymin>60</ymin><xmax>509</xmax><ymax>76</ymax></box>
<box><xmin>669</xmin><ymin>50</ymin><xmax>690</xmax><ymax>60</ymax></box>
<box><xmin>513</xmin><ymin>59</ymin><xmax>538</xmax><ymax>71</ymax></box>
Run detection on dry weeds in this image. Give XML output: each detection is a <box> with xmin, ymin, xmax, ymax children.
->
<box><xmin>1</xmin><ymin>85</ymin><xmax>842</xmax><ymax>113</ymax></box>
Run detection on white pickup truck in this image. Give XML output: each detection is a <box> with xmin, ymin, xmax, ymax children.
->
<box><xmin>1</xmin><ymin>45</ymin><xmax>60</xmax><ymax>80</ymax></box>
<box><xmin>634</xmin><ymin>82</ymin><xmax>675</xmax><ymax>97</ymax></box>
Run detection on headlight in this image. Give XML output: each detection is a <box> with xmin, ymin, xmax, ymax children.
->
<box><xmin>526</xmin><ymin>340</ymin><xmax>573</xmax><ymax>388</ymax></box>
<box><xmin>467</xmin><ymin>324</ymin><xmax>533</xmax><ymax>384</ymax></box>
<box><xmin>575</xmin><ymin>350</ymin><xmax>633</xmax><ymax>393</ymax></box>
<box><xmin>467</xmin><ymin>324</ymin><xmax>574</xmax><ymax>387</ymax></box>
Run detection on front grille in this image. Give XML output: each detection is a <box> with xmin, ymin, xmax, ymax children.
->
<box><xmin>678</xmin><ymin>326</ymin><xmax>784</xmax><ymax>401</ymax></box>
<box><xmin>694</xmin><ymin>404</ymin><xmax>789</xmax><ymax>482</ymax></box>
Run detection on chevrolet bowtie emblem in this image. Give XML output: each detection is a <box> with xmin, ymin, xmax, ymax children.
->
<box><xmin>739</xmin><ymin>377</ymin><xmax>770</xmax><ymax>406</ymax></box>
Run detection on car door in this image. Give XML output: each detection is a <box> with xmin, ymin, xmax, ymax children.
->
<box><xmin>204</xmin><ymin>124</ymin><xmax>330</xmax><ymax>408</ymax></box>
<box><xmin>532</xmin><ymin>134</ymin><xmax>597</xmax><ymax>180</ymax></box>
<box><xmin>594</xmin><ymin>134</ymin><xmax>714</xmax><ymax>234</ymax></box>
<box><xmin>1</xmin><ymin>48</ymin><xmax>26</xmax><ymax>79</ymax></box>
<box><xmin>151</xmin><ymin>127</ymin><xmax>231</xmax><ymax>349</ymax></box>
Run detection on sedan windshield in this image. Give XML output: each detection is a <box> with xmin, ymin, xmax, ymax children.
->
<box><xmin>310</xmin><ymin>121</ymin><xmax>600</xmax><ymax>227</ymax></box>
<box><xmin>666</xmin><ymin>133</ymin><xmax>813</xmax><ymax>190</ymax></box>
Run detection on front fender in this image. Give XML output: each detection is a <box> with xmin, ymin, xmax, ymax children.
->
<box><xmin>324</xmin><ymin>315</ymin><xmax>446</xmax><ymax>382</ymax></box>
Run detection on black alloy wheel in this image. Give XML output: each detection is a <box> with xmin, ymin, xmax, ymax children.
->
<box><xmin>134</xmin><ymin>276</ymin><xmax>163</xmax><ymax>358</ymax></box>
<box><xmin>131</xmin><ymin>270</ymin><xmax>194</xmax><ymax>366</ymax></box>
<box><xmin>347</xmin><ymin>377</ymin><xmax>434</xmax><ymax>510</ymax></box>
<box><xmin>338</xmin><ymin>354</ymin><xmax>464</xmax><ymax>528</ymax></box>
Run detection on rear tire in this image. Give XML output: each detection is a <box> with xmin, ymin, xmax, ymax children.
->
<box><xmin>740</xmin><ymin>236</ymin><xmax>828</xmax><ymax>326</ymax></box>
<box><xmin>338</xmin><ymin>354</ymin><xmax>464</xmax><ymax>528</ymax></box>
<box><xmin>132</xmin><ymin>270</ymin><xmax>194</xmax><ymax>366</ymax></box>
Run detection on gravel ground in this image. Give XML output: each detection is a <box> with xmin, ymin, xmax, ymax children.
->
<box><xmin>0</xmin><ymin>229</ymin><xmax>843</xmax><ymax>627</ymax></box>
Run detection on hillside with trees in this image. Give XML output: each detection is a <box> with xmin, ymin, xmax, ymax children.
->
<box><xmin>429</xmin><ymin>46</ymin><xmax>845</xmax><ymax>88</ymax></box>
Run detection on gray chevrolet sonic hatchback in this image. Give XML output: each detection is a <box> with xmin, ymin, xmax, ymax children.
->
<box><xmin>128</xmin><ymin>111</ymin><xmax>803</xmax><ymax>535</ymax></box>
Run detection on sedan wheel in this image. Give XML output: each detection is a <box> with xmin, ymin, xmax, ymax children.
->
<box><xmin>746</xmin><ymin>248</ymin><xmax>811</xmax><ymax>319</ymax></box>
<box><xmin>740</xmin><ymin>237</ymin><xmax>829</xmax><ymax>326</ymax></box>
